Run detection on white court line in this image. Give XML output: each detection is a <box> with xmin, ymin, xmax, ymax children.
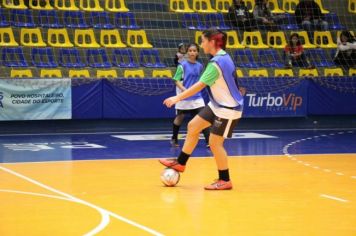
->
<box><xmin>0</xmin><ymin>165</ymin><xmax>164</xmax><ymax>236</ymax></box>
<box><xmin>320</xmin><ymin>194</ymin><xmax>349</xmax><ymax>203</ymax></box>
<box><xmin>0</xmin><ymin>127</ymin><xmax>355</xmax><ymax>137</ymax></box>
<box><xmin>0</xmin><ymin>189</ymin><xmax>109</xmax><ymax>236</ymax></box>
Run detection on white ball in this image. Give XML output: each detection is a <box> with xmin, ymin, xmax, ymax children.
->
<box><xmin>160</xmin><ymin>168</ymin><xmax>180</xmax><ymax>187</ymax></box>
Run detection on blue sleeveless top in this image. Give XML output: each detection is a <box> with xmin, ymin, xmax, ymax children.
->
<box><xmin>209</xmin><ymin>53</ymin><xmax>244</xmax><ymax>110</ymax></box>
<box><xmin>180</xmin><ymin>60</ymin><xmax>204</xmax><ymax>101</ymax></box>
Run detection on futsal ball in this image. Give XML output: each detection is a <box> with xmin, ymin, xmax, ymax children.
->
<box><xmin>160</xmin><ymin>168</ymin><xmax>180</xmax><ymax>187</ymax></box>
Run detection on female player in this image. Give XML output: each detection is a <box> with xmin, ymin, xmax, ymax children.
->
<box><xmin>160</xmin><ymin>28</ymin><xmax>244</xmax><ymax>190</ymax></box>
<box><xmin>170</xmin><ymin>43</ymin><xmax>210</xmax><ymax>147</ymax></box>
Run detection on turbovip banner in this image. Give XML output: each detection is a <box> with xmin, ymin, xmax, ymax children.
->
<box><xmin>242</xmin><ymin>79</ymin><xmax>308</xmax><ymax>117</ymax></box>
<box><xmin>0</xmin><ymin>79</ymin><xmax>72</xmax><ymax>120</ymax></box>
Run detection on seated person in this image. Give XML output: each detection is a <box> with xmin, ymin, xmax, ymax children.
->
<box><xmin>334</xmin><ymin>30</ymin><xmax>356</xmax><ymax>70</ymax></box>
<box><xmin>253</xmin><ymin>0</ymin><xmax>285</xmax><ymax>31</ymax></box>
<box><xmin>295</xmin><ymin>0</ymin><xmax>328</xmax><ymax>40</ymax></box>
<box><xmin>227</xmin><ymin>0</ymin><xmax>256</xmax><ymax>31</ymax></box>
<box><xmin>284</xmin><ymin>33</ymin><xmax>314</xmax><ymax>68</ymax></box>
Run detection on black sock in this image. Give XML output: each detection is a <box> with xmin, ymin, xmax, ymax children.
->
<box><xmin>218</xmin><ymin>169</ymin><xmax>230</xmax><ymax>182</ymax></box>
<box><xmin>172</xmin><ymin>124</ymin><xmax>180</xmax><ymax>140</ymax></box>
<box><xmin>177</xmin><ymin>151</ymin><xmax>190</xmax><ymax>166</ymax></box>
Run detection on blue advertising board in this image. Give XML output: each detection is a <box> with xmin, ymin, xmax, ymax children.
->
<box><xmin>239</xmin><ymin>77</ymin><xmax>308</xmax><ymax>117</ymax></box>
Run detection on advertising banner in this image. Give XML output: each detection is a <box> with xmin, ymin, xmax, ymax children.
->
<box><xmin>240</xmin><ymin>77</ymin><xmax>308</xmax><ymax>117</ymax></box>
<box><xmin>0</xmin><ymin>79</ymin><xmax>72</xmax><ymax>120</ymax></box>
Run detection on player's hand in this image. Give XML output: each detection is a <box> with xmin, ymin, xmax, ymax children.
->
<box><xmin>163</xmin><ymin>96</ymin><xmax>180</xmax><ymax>108</ymax></box>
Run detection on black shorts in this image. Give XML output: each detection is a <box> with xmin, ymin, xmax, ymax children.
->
<box><xmin>198</xmin><ymin>106</ymin><xmax>240</xmax><ymax>138</ymax></box>
<box><xmin>176</xmin><ymin>107</ymin><xmax>204</xmax><ymax>116</ymax></box>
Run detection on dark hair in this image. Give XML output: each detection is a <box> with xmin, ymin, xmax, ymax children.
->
<box><xmin>186</xmin><ymin>43</ymin><xmax>200</xmax><ymax>60</ymax></box>
<box><xmin>255</xmin><ymin>0</ymin><xmax>266</xmax><ymax>6</ymax></box>
<box><xmin>177</xmin><ymin>43</ymin><xmax>185</xmax><ymax>50</ymax></box>
<box><xmin>202</xmin><ymin>28</ymin><xmax>227</xmax><ymax>50</ymax></box>
<box><xmin>233</xmin><ymin>0</ymin><xmax>245</xmax><ymax>6</ymax></box>
<box><xmin>289</xmin><ymin>33</ymin><xmax>301</xmax><ymax>46</ymax></box>
<box><xmin>340</xmin><ymin>31</ymin><xmax>356</xmax><ymax>43</ymax></box>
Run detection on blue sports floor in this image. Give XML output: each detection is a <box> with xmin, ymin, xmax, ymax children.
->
<box><xmin>1</xmin><ymin>117</ymin><xmax>355</xmax><ymax>163</ymax></box>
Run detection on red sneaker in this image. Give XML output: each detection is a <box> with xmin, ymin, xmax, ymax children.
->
<box><xmin>204</xmin><ymin>179</ymin><xmax>233</xmax><ymax>190</ymax></box>
<box><xmin>158</xmin><ymin>158</ymin><xmax>185</xmax><ymax>172</ymax></box>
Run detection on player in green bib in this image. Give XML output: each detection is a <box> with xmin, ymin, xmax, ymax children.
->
<box><xmin>160</xmin><ymin>28</ymin><xmax>245</xmax><ymax>190</ymax></box>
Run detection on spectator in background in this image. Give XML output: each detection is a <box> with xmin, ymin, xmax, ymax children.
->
<box><xmin>284</xmin><ymin>33</ymin><xmax>314</xmax><ymax>69</ymax></box>
<box><xmin>295</xmin><ymin>0</ymin><xmax>328</xmax><ymax>40</ymax></box>
<box><xmin>334</xmin><ymin>31</ymin><xmax>356</xmax><ymax>70</ymax></box>
<box><xmin>174</xmin><ymin>43</ymin><xmax>187</xmax><ymax>66</ymax></box>
<box><xmin>227</xmin><ymin>0</ymin><xmax>256</xmax><ymax>31</ymax></box>
<box><xmin>253</xmin><ymin>0</ymin><xmax>285</xmax><ymax>31</ymax></box>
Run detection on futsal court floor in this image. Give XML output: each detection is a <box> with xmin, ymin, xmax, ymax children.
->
<box><xmin>0</xmin><ymin>118</ymin><xmax>355</xmax><ymax>236</ymax></box>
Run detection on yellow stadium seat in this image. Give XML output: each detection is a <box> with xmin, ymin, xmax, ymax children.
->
<box><xmin>236</xmin><ymin>69</ymin><xmax>244</xmax><ymax>78</ymax></box>
<box><xmin>54</xmin><ymin>0</ymin><xmax>79</xmax><ymax>11</ymax></box>
<box><xmin>79</xmin><ymin>0</ymin><xmax>104</xmax><ymax>12</ymax></box>
<box><xmin>74</xmin><ymin>29</ymin><xmax>101</xmax><ymax>48</ymax></box>
<box><xmin>124</xmin><ymin>69</ymin><xmax>145</xmax><ymax>78</ymax></box>
<box><xmin>243</xmin><ymin>31</ymin><xmax>269</xmax><ymax>49</ymax></box>
<box><xmin>349</xmin><ymin>68</ymin><xmax>356</xmax><ymax>76</ymax></box>
<box><xmin>169</xmin><ymin>0</ymin><xmax>194</xmax><ymax>12</ymax></box>
<box><xmin>126</xmin><ymin>30</ymin><xmax>153</xmax><ymax>48</ymax></box>
<box><xmin>291</xmin><ymin>31</ymin><xmax>316</xmax><ymax>49</ymax></box>
<box><xmin>249</xmin><ymin>69</ymin><xmax>269</xmax><ymax>77</ymax></box>
<box><xmin>69</xmin><ymin>69</ymin><xmax>90</xmax><ymax>78</ymax></box>
<box><xmin>10</xmin><ymin>69</ymin><xmax>33</xmax><ymax>78</ymax></box>
<box><xmin>195</xmin><ymin>31</ymin><xmax>203</xmax><ymax>46</ymax></box>
<box><xmin>192</xmin><ymin>0</ymin><xmax>217</xmax><ymax>13</ymax></box>
<box><xmin>152</xmin><ymin>69</ymin><xmax>173</xmax><ymax>78</ymax></box>
<box><xmin>313</xmin><ymin>31</ymin><xmax>337</xmax><ymax>48</ymax></box>
<box><xmin>226</xmin><ymin>31</ymin><xmax>245</xmax><ymax>49</ymax></box>
<box><xmin>349</xmin><ymin>0</ymin><xmax>356</xmax><ymax>13</ymax></box>
<box><xmin>268</xmin><ymin>0</ymin><xmax>285</xmax><ymax>13</ymax></box>
<box><xmin>267</xmin><ymin>31</ymin><xmax>287</xmax><ymax>49</ymax></box>
<box><xmin>274</xmin><ymin>69</ymin><xmax>294</xmax><ymax>77</ymax></box>
<box><xmin>314</xmin><ymin>0</ymin><xmax>329</xmax><ymax>14</ymax></box>
<box><xmin>244</xmin><ymin>0</ymin><xmax>255</xmax><ymax>13</ymax></box>
<box><xmin>299</xmin><ymin>68</ymin><xmax>319</xmax><ymax>77</ymax></box>
<box><xmin>29</xmin><ymin>0</ymin><xmax>54</xmax><ymax>10</ymax></box>
<box><xmin>324</xmin><ymin>68</ymin><xmax>344</xmax><ymax>77</ymax></box>
<box><xmin>105</xmin><ymin>0</ymin><xmax>129</xmax><ymax>12</ymax></box>
<box><xmin>100</xmin><ymin>29</ymin><xmax>126</xmax><ymax>48</ymax></box>
<box><xmin>47</xmin><ymin>29</ymin><xmax>74</xmax><ymax>48</ymax></box>
<box><xmin>0</xmin><ymin>28</ymin><xmax>19</xmax><ymax>47</ymax></box>
<box><xmin>40</xmin><ymin>69</ymin><xmax>63</xmax><ymax>78</ymax></box>
<box><xmin>97</xmin><ymin>69</ymin><xmax>118</xmax><ymax>78</ymax></box>
<box><xmin>20</xmin><ymin>28</ymin><xmax>47</xmax><ymax>47</ymax></box>
<box><xmin>2</xmin><ymin>0</ymin><xmax>27</xmax><ymax>9</ymax></box>
<box><xmin>215</xmin><ymin>0</ymin><xmax>232</xmax><ymax>13</ymax></box>
<box><xmin>282</xmin><ymin>0</ymin><xmax>299</xmax><ymax>14</ymax></box>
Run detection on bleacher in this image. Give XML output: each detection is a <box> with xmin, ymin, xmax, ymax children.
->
<box><xmin>0</xmin><ymin>0</ymin><xmax>355</xmax><ymax>79</ymax></box>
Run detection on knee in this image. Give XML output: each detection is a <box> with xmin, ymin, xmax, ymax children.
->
<box><xmin>302</xmin><ymin>21</ymin><xmax>311</xmax><ymax>29</ymax></box>
<box><xmin>187</xmin><ymin>121</ymin><xmax>201</xmax><ymax>135</ymax></box>
<box><xmin>321</xmin><ymin>21</ymin><xmax>328</xmax><ymax>30</ymax></box>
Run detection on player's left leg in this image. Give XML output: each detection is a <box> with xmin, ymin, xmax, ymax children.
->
<box><xmin>204</xmin><ymin>116</ymin><xmax>240</xmax><ymax>190</ymax></box>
